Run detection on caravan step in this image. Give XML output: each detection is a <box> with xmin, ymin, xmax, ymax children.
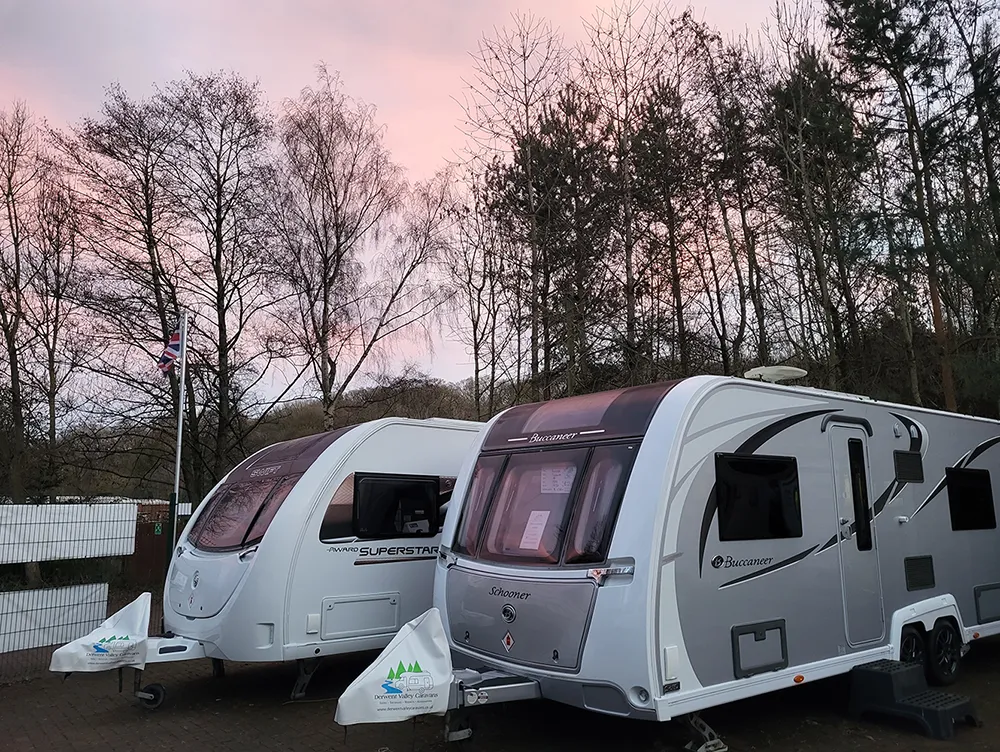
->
<box><xmin>848</xmin><ymin>660</ymin><xmax>981</xmax><ymax>740</ymax></box>
<box><xmin>850</xmin><ymin>659</ymin><xmax>927</xmax><ymax>701</ymax></box>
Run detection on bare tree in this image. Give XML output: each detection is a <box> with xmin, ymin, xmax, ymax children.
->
<box><xmin>460</xmin><ymin>11</ymin><xmax>568</xmax><ymax>398</ymax></box>
<box><xmin>161</xmin><ymin>70</ymin><xmax>296</xmax><ymax>485</ymax></box>
<box><xmin>51</xmin><ymin>84</ymin><xmax>197</xmax><ymax>496</ymax></box>
<box><xmin>24</xmin><ymin>165</ymin><xmax>87</xmax><ymax>480</ymax></box>
<box><xmin>279</xmin><ymin>168</ymin><xmax>452</xmax><ymax>422</ymax></box>
<box><xmin>443</xmin><ymin>164</ymin><xmax>516</xmax><ymax>418</ymax></box>
<box><xmin>271</xmin><ymin>65</ymin><xmax>407</xmax><ymax>427</ymax></box>
<box><xmin>578</xmin><ymin>0</ymin><xmax>668</xmax><ymax>383</ymax></box>
<box><xmin>0</xmin><ymin>102</ymin><xmax>41</xmax><ymax>507</ymax></box>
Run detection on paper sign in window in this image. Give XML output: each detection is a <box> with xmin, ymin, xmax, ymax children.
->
<box><xmin>541</xmin><ymin>466</ymin><xmax>576</xmax><ymax>494</ymax></box>
<box><xmin>519</xmin><ymin>510</ymin><xmax>550</xmax><ymax>550</ymax></box>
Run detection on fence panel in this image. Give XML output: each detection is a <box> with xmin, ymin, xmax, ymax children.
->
<box><xmin>0</xmin><ymin>499</ymin><xmax>190</xmax><ymax>683</ymax></box>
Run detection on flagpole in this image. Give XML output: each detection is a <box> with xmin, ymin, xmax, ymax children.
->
<box><xmin>167</xmin><ymin>310</ymin><xmax>189</xmax><ymax>567</ymax></box>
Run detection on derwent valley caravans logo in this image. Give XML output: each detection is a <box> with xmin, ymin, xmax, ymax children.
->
<box><xmin>92</xmin><ymin>634</ymin><xmax>131</xmax><ymax>654</ymax></box>
<box><xmin>712</xmin><ymin>555</ymin><xmax>774</xmax><ymax>570</ymax></box>
<box><xmin>379</xmin><ymin>660</ymin><xmax>435</xmax><ymax>697</ymax></box>
<box><xmin>85</xmin><ymin>633</ymin><xmax>142</xmax><ymax>667</ymax></box>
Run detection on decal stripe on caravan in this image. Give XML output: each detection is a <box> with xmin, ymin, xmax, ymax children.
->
<box><xmin>697</xmin><ymin>408</ymin><xmax>837</xmax><ymax>577</ymax></box>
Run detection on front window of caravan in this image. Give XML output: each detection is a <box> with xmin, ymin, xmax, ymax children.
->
<box><xmin>453</xmin><ymin>456</ymin><xmax>505</xmax><ymax>555</ymax></box>
<box><xmin>455</xmin><ymin>444</ymin><xmax>634</xmax><ymax>565</ymax></box>
<box><xmin>187</xmin><ymin>474</ymin><xmax>301</xmax><ymax>551</ymax></box>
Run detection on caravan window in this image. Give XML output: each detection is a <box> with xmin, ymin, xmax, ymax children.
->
<box><xmin>188</xmin><ymin>474</ymin><xmax>301</xmax><ymax>551</ymax></box>
<box><xmin>453</xmin><ymin>443</ymin><xmax>636</xmax><ymax>565</ymax></box>
<box><xmin>565</xmin><ymin>444</ymin><xmax>634</xmax><ymax>564</ymax></box>
<box><xmin>319</xmin><ymin>474</ymin><xmax>356</xmax><ymax>541</ymax></box>
<box><xmin>946</xmin><ymin>467</ymin><xmax>997</xmax><ymax>531</ymax></box>
<box><xmin>715</xmin><ymin>453</ymin><xmax>803</xmax><ymax>541</ymax></box>
<box><xmin>478</xmin><ymin>448</ymin><xmax>590</xmax><ymax>564</ymax></box>
<box><xmin>320</xmin><ymin>474</ymin><xmax>457</xmax><ymax>542</ymax></box>
<box><xmin>453</xmin><ymin>456</ymin><xmax>505</xmax><ymax>555</ymax></box>
<box><xmin>353</xmin><ymin>474</ymin><xmax>440</xmax><ymax>539</ymax></box>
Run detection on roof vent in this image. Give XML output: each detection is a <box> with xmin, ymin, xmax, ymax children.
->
<box><xmin>742</xmin><ymin>366</ymin><xmax>808</xmax><ymax>384</ymax></box>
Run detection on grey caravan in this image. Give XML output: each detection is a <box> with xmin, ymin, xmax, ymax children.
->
<box><xmin>434</xmin><ymin>375</ymin><xmax>1000</xmax><ymax>736</ymax></box>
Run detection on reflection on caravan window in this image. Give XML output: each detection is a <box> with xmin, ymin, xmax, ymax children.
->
<box><xmin>565</xmin><ymin>444</ymin><xmax>634</xmax><ymax>563</ymax></box>
<box><xmin>245</xmin><ymin>474</ymin><xmax>300</xmax><ymax>545</ymax></box>
<box><xmin>715</xmin><ymin>453</ymin><xmax>803</xmax><ymax>541</ymax></box>
<box><xmin>479</xmin><ymin>448</ymin><xmax>590</xmax><ymax>564</ymax></box>
<box><xmin>319</xmin><ymin>473</ymin><xmax>356</xmax><ymax>541</ymax></box>
<box><xmin>320</xmin><ymin>474</ymin><xmax>458</xmax><ymax>542</ymax></box>
<box><xmin>354</xmin><ymin>475</ymin><xmax>440</xmax><ymax>539</ymax></box>
<box><xmin>188</xmin><ymin>474</ymin><xmax>301</xmax><ymax>551</ymax></box>
<box><xmin>453</xmin><ymin>456</ymin><xmax>505</xmax><ymax>555</ymax></box>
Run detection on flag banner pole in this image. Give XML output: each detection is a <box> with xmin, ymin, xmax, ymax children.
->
<box><xmin>167</xmin><ymin>311</ymin><xmax>189</xmax><ymax>576</ymax></box>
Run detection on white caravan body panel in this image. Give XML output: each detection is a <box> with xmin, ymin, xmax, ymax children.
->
<box><xmin>164</xmin><ymin>417</ymin><xmax>484</xmax><ymax>663</ymax></box>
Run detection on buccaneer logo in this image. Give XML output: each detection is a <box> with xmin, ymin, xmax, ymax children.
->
<box><xmin>712</xmin><ymin>555</ymin><xmax>773</xmax><ymax>570</ymax></box>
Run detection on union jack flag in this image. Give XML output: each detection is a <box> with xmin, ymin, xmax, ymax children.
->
<box><xmin>157</xmin><ymin>325</ymin><xmax>182</xmax><ymax>373</ymax></box>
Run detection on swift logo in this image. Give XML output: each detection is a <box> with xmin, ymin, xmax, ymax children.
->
<box><xmin>327</xmin><ymin>544</ymin><xmax>439</xmax><ymax>565</ymax></box>
<box><xmin>712</xmin><ymin>555</ymin><xmax>774</xmax><ymax>569</ymax></box>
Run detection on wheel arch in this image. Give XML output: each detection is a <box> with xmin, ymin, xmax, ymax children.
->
<box><xmin>889</xmin><ymin>595</ymin><xmax>967</xmax><ymax>660</ymax></box>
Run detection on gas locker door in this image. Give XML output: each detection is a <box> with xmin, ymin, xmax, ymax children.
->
<box><xmin>829</xmin><ymin>424</ymin><xmax>885</xmax><ymax>646</ymax></box>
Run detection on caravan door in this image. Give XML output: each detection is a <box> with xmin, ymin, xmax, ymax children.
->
<box><xmin>829</xmin><ymin>424</ymin><xmax>885</xmax><ymax>646</ymax></box>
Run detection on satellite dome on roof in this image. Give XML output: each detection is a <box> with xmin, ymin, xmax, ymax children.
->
<box><xmin>742</xmin><ymin>365</ymin><xmax>808</xmax><ymax>383</ymax></box>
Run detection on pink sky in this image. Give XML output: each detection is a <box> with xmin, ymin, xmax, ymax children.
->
<box><xmin>0</xmin><ymin>0</ymin><xmax>773</xmax><ymax>385</ymax></box>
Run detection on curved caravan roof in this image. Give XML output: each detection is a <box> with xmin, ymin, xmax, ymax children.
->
<box><xmin>185</xmin><ymin>417</ymin><xmax>482</xmax><ymax>552</ymax></box>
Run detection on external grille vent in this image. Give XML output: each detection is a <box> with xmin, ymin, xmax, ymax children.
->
<box><xmin>894</xmin><ymin>450</ymin><xmax>925</xmax><ymax>483</ymax></box>
<box><xmin>904</xmin><ymin>556</ymin><xmax>935</xmax><ymax>591</ymax></box>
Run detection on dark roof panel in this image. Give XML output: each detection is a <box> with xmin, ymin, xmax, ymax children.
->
<box><xmin>225</xmin><ymin>424</ymin><xmax>359</xmax><ymax>483</ymax></box>
<box><xmin>482</xmin><ymin>380</ymin><xmax>684</xmax><ymax>451</ymax></box>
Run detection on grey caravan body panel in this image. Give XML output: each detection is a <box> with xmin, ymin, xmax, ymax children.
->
<box><xmin>445</xmin><ymin>567</ymin><xmax>597</xmax><ymax>671</ymax></box>
<box><xmin>669</xmin><ymin>378</ymin><xmax>1000</xmax><ymax>692</ymax></box>
<box><xmin>439</xmin><ymin>379</ymin><xmax>687</xmax><ymax>718</ymax></box>
<box><xmin>438</xmin><ymin>374</ymin><xmax>1000</xmax><ymax>721</ymax></box>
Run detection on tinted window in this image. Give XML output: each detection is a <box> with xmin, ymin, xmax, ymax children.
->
<box><xmin>565</xmin><ymin>444</ymin><xmax>635</xmax><ymax>564</ymax></box>
<box><xmin>187</xmin><ymin>426</ymin><xmax>356</xmax><ymax>551</ymax></box>
<box><xmin>848</xmin><ymin>439</ymin><xmax>872</xmax><ymax>551</ymax></box>
<box><xmin>188</xmin><ymin>474</ymin><xmax>300</xmax><ymax>551</ymax></box>
<box><xmin>320</xmin><ymin>474</ymin><xmax>456</xmax><ymax>542</ymax></box>
<box><xmin>319</xmin><ymin>474</ymin><xmax>356</xmax><ymax>541</ymax></box>
<box><xmin>478</xmin><ymin>448</ymin><xmax>590</xmax><ymax>564</ymax></box>
<box><xmin>715</xmin><ymin>453</ymin><xmax>803</xmax><ymax>541</ymax></box>
<box><xmin>354</xmin><ymin>475</ymin><xmax>440</xmax><ymax>539</ymax></box>
<box><xmin>946</xmin><ymin>467</ymin><xmax>997</xmax><ymax>531</ymax></box>
<box><xmin>453</xmin><ymin>456</ymin><xmax>505</xmax><ymax>556</ymax></box>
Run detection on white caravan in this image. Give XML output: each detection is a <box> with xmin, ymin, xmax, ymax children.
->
<box><xmin>336</xmin><ymin>375</ymin><xmax>1000</xmax><ymax>747</ymax></box>
<box><xmin>134</xmin><ymin>416</ymin><xmax>484</xmax><ymax>707</ymax></box>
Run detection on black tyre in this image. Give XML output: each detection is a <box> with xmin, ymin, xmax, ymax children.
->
<box><xmin>927</xmin><ymin>619</ymin><xmax>962</xmax><ymax>686</ymax></box>
<box><xmin>899</xmin><ymin>624</ymin><xmax>927</xmax><ymax>667</ymax></box>
<box><xmin>139</xmin><ymin>683</ymin><xmax>166</xmax><ymax>710</ymax></box>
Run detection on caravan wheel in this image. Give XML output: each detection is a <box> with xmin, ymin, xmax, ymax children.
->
<box><xmin>927</xmin><ymin>620</ymin><xmax>962</xmax><ymax>686</ymax></box>
<box><xmin>899</xmin><ymin>625</ymin><xmax>926</xmax><ymax>666</ymax></box>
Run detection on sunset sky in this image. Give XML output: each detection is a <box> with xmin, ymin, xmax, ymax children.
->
<box><xmin>0</xmin><ymin>0</ymin><xmax>773</xmax><ymax>386</ymax></box>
